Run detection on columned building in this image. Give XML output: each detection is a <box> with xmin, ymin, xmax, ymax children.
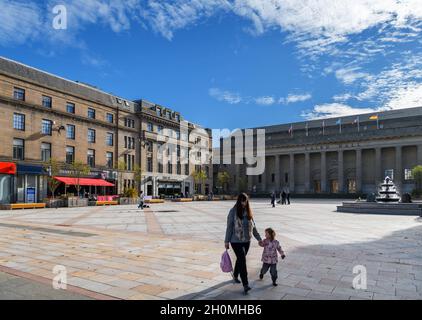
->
<box><xmin>215</xmin><ymin>107</ymin><xmax>422</xmax><ymax>196</ymax></box>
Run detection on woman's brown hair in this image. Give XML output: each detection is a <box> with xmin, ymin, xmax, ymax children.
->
<box><xmin>234</xmin><ymin>193</ymin><xmax>253</xmax><ymax>220</ymax></box>
<box><xmin>265</xmin><ymin>228</ymin><xmax>276</xmax><ymax>241</ymax></box>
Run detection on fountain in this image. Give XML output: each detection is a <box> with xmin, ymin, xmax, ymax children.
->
<box><xmin>337</xmin><ymin>176</ymin><xmax>421</xmax><ymax>216</ymax></box>
<box><xmin>376</xmin><ymin>176</ymin><xmax>400</xmax><ymax>202</ymax></box>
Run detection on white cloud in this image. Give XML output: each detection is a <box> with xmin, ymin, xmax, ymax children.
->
<box><xmin>255</xmin><ymin>96</ymin><xmax>275</xmax><ymax>105</ymax></box>
<box><xmin>209</xmin><ymin>87</ymin><xmax>242</xmax><ymax>104</ymax></box>
<box><xmin>301</xmin><ymin>103</ymin><xmax>382</xmax><ymax>120</ymax></box>
<box><xmin>303</xmin><ymin>82</ymin><xmax>422</xmax><ymax>120</ymax></box>
<box><xmin>335</xmin><ymin>67</ymin><xmax>371</xmax><ymax>85</ymax></box>
<box><xmin>280</xmin><ymin>93</ymin><xmax>312</xmax><ymax>104</ymax></box>
<box><xmin>333</xmin><ymin>93</ymin><xmax>353</xmax><ymax>102</ymax></box>
<box><xmin>0</xmin><ymin>0</ymin><xmax>43</xmax><ymax>45</ymax></box>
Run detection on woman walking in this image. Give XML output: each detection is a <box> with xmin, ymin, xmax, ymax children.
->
<box><xmin>225</xmin><ymin>193</ymin><xmax>262</xmax><ymax>294</ymax></box>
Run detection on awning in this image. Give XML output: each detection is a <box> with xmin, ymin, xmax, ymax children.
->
<box><xmin>17</xmin><ymin>164</ymin><xmax>46</xmax><ymax>175</ymax></box>
<box><xmin>0</xmin><ymin>162</ymin><xmax>16</xmax><ymax>175</ymax></box>
<box><xmin>54</xmin><ymin>177</ymin><xmax>115</xmax><ymax>187</ymax></box>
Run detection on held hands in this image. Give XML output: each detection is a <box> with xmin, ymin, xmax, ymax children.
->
<box><xmin>281</xmin><ymin>254</ymin><xmax>286</xmax><ymax>260</ymax></box>
<box><xmin>225</xmin><ymin>242</ymin><xmax>230</xmax><ymax>250</ymax></box>
<box><xmin>258</xmin><ymin>240</ymin><xmax>264</xmax><ymax>246</ymax></box>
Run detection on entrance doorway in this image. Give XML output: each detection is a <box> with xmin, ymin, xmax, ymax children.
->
<box><xmin>313</xmin><ymin>180</ymin><xmax>321</xmax><ymax>193</ymax></box>
<box><xmin>330</xmin><ymin>180</ymin><xmax>339</xmax><ymax>193</ymax></box>
<box><xmin>347</xmin><ymin>179</ymin><xmax>356</xmax><ymax>193</ymax></box>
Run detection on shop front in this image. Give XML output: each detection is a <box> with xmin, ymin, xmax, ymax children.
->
<box><xmin>0</xmin><ymin>162</ymin><xmax>16</xmax><ymax>204</ymax></box>
<box><xmin>16</xmin><ymin>164</ymin><xmax>48</xmax><ymax>204</ymax></box>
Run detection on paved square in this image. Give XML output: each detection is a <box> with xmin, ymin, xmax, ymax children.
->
<box><xmin>0</xmin><ymin>199</ymin><xmax>421</xmax><ymax>300</ymax></box>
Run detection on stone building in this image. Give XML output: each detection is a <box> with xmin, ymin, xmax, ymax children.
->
<box><xmin>215</xmin><ymin>107</ymin><xmax>422</xmax><ymax>196</ymax></box>
<box><xmin>0</xmin><ymin>57</ymin><xmax>212</xmax><ymax>204</ymax></box>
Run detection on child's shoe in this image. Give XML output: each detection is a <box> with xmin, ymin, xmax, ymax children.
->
<box><xmin>272</xmin><ymin>281</ymin><xmax>278</xmax><ymax>286</ymax></box>
<box><xmin>259</xmin><ymin>273</ymin><xmax>263</xmax><ymax>280</ymax></box>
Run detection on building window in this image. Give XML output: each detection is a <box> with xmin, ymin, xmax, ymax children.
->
<box><xmin>147</xmin><ymin>142</ymin><xmax>153</xmax><ymax>152</ymax></box>
<box><xmin>147</xmin><ymin>157</ymin><xmax>153</xmax><ymax>172</ymax></box>
<box><xmin>177</xmin><ymin>163</ymin><xmax>181</xmax><ymax>175</ymax></box>
<box><xmin>176</xmin><ymin>131</ymin><xmax>180</xmax><ymax>140</ymax></box>
<box><xmin>88</xmin><ymin>129</ymin><xmax>96</xmax><ymax>143</ymax></box>
<box><xmin>158</xmin><ymin>162</ymin><xmax>163</xmax><ymax>173</ymax></box>
<box><xmin>106</xmin><ymin>113</ymin><xmax>114</xmax><ymax>123</ymax></box>
<box><xmin>272</xmin><ymin>174</ymin><xmax>275</xmax><ymax>183</ymax></box>
<box><xmin>106</xmin><ymin>132</ymin><xmax>114</xmax><ymax>146</ymax></box>
<box><xmin>185</xmin><ymin>164</ymin><xmax>189</xmax><ymax>175</ymax></box>
<box><xmin>124</xmin><ymin>136</ymin><xmax>128</xmax><ymax>148</ymax></box>
<box><xmin>41</xmin><ymin>143</ymin><xmax>51</xmax><ymax>162</ymax></box>
<box><xmin>131</xmin><ymin>137</ymin><xmax>136</xmax><ymax>150</ymax></box>
<box><xmin>156</xmin><ymin>108</ymin><xmax>161</xmax><ymax>117</ymax></box>
<box><xmin>168</xmin><ymin>163</ymin><xmax>173</xmax><ymax>174</ymax></box>
<box><xmin>13</xmin><ymin>113</ymin><xmax>25</xmax><ymax>131</ymax></box>
<box><xmin>42</xmin><ymin>95</ymin><xmax>52</xmax><ymax>108</ymax></box>
<box><xmin>42</xmin><ymin>119</ymin><xmax>53</xmax><ymax>136</ymax></box>
<box><xmin>87</xmin><ymin>149</ymin><xmax>95</xmax><ymax>167</ymax></box>
<box><xmin>175</xmin><ymin>114</ymin><xmax>180</xmax><ymax>122</ymax></box>
<box><xmin>87</xmin><ymin>108</ymin><xmax>96</xmax><ymax>119</ymax></box>
<box><xmin>106</xmin><ymin>152</ymin><xmax>113</xmax><ymax>169</ymax></box>
<box><xmin>66</xmin><ymin>102</ymin><xmax>75</xmax><ymax>114</ymax></box>
<box><xmin>147</xmin><ymin>122</ymin><xmax>153</xmax><ymax>132</ymax></box>
<box><xmin>157</xmin><ymin>125</ymin><xmax>163</xmax><ymax>135</ymax></box>
<box><xmin>13</xmin><ymin>138</ymin><xmax>24</xmax><ymax>160</ymax></box>
<box><xmin>66</xmin><ymin>146</ymin><xmax>75</xmax><ymax>164</ymax></box>
<box><xmin>131</xmin><ymin>119</ymin><xmax>135</xmax><ymax>128</ymax></box>
<box><xmin>66</xmin><ymin>124</ymin><xmax>75</xmax><ymax>139</ymax></box>
<box><xmin>13</xmin><ymin>87</ymin><xmax>25</xmax><ymax>101</ymax></box>
<box><xmin>166</xmin><ymin>110</ymin><xmax>171</xmax><ymax>119</ymax></box>
<box><xmin>404</xmin><ymin>169</ymin><xmax>413</xmax><ymax>180</ymax></box>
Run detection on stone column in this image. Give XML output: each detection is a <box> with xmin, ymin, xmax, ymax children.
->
<box><xmin>375</xmin><ymin>147</ymin><xmax>382</xmax><ymax>184</ymax></box>
<box><xmin>338</xmin><ymin>150</ymin><xmax>344</xmax><ymax>193</ymax></box>
<box><xmin>275</xmin><ymin>155</ymin><xmax>280</xmax><ymax>192</ymax></box>
<box><xmin>321</xmin><ymin>151</ymin><xmax>327</xmax><ymax>193</ymax></box>
<box><xmin>304</xmin><ymin>153</ymin><xmax>311</xmax><ymax>193</ymax></box>
<box><xmin>289</xmin><ymin>154</ymin><xmax>295</xmax><ymax>192</ymax></box>
<box><xmin>417</xmin><ymin>145</ymin><xmax>422</xmax><ymax>165</ymax></box>
<box><xmin>356</xmin><ymin>149</ymin><xmax>362</xmax><ymax>193</ymax></box>
<box><xmin>395</xmin><ymin>146</ymin><xmax>402</xmax><ymax>190</ymax></box>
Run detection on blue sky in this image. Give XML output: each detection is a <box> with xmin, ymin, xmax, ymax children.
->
<box><xmin>0</xmin><ymin>0</ymin><xmax>421</xmax><ymax>133</ymax></box>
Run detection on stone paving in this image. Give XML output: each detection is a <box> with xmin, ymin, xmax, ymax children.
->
<box><xmin>0</xmin><ymin>199</ymin><xmax>421</xmax><ymax>300</ymax></box>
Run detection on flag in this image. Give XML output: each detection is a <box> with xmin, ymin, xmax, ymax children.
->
<box><xmin>336</xmin><ymin>118</ymin><xmax>342</xmax><ymax>133</ymax></box>
<box><xmin>370</xmin><ymin>114</ymin><xmax>380</xmax><ymax>129</ymax></box>
<box><xmin>288</xmin><ymin>124</ymin><xmax>293</xmax><ymax>137</ymax></box>
<box><xmin>322</xmin><ymin>120</ymin><xmax>325</xmax><ymax>135</ymax></box>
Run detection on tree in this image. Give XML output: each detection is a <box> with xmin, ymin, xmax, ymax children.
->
<box><xmin>217</xmin><ymin>171</ymin><xmax>230</xmax><ymax>194</ymax></box>
<box><xmin>192</xmin><ymin>169</ymin><xmax>207</xmax><ymax>195</ymax></box>
<box><xmin>43</xmin><ymin>159</ymin><xmax>61</xmax><ymax>199</ymax></box>
<box><xmin>134</xmin><ymin>164</ymin><xmax>143</xmax><ymax>195</ymax></box>
<box><xmin>412</xmin><ymin>165</ymin><xmax>422</xmax><ymax>195</ymax></box>
<box><xmin>68</xmin><ymin>161</ymin><xmax>90</xmax><ymax>198</ymax></box>
<box><xmin>116</xmin><ymin>160</ymin><xmax>126</xmax><ymax>195</ymax></box>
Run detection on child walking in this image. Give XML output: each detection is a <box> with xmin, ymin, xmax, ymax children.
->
<box><xmin>258</xmin><ymin>228</ymin><xmax>286</xmax><ymax>286</ymax></box>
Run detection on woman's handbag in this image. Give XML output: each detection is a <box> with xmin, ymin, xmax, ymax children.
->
<box><xmin>220</xmin><ymin>250</ymin><xmax>233</xmax><ymax>273</ymax></box>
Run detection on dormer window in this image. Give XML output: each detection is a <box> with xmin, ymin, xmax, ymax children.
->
<box><xmin>116</xmin><ymin>98</ymin><xmax>122</xmax><ymax>104</ymax></box>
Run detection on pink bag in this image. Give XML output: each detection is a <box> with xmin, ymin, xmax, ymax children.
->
<box><xmin>220</xmin><ymin>250</ymin><xmax>233</xmax><ymax>273</ymax></box>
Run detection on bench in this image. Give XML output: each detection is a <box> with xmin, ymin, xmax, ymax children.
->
<box><xmin>145</xmin><ymin>199</ymin><xmax>165</xmax><ymax>204</ymax></box>
<box><xmin>96</xmin><ymin>201</ymin><xmax>118</xmax><ymax>206</ymax></box>
<box><xmin>1</xmin><ymin>203</ymin><xmax>46</xmax><ymax>210</ymax></box>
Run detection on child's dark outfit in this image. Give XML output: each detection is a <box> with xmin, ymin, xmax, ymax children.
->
<box><xmin>259</xmin><ymin>239</ymin><xmax>285</xmax><ymax>285</ymax></box>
